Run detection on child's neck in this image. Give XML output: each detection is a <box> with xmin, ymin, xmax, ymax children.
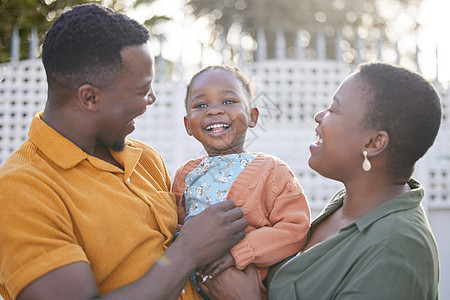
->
<box><xmin>207</xmin><ymin>150</ymin><xmax>248</xmax><ymax>157</ymax></box>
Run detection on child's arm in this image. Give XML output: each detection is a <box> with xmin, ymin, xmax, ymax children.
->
<box><xmin>230</xmin><ymin>160</ymin><xmax>311</xmax><ymax>271</ymax></box>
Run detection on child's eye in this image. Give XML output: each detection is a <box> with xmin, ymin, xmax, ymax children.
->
<box><xmin>223</xmin><ymin>99</ymin><xmax>235</xmax><ymax>105</ymax></box>
<box><xmin>193</xmin><ymin>103</ymin><xmax>207</xmax><ymax>109</ymax></box>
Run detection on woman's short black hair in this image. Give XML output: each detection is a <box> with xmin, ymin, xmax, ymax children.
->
<box><xmin>42</xmin><ymin>4</ymin><xmax>149</xmax><ymax>96</ymax></box>
<box><xmin>358</xmin><ymin>62</ymin><xmax>442</xmax><ymax>179</ymax></box>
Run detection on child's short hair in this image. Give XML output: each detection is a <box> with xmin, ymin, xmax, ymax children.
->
<box><xmin>185</xmin><ymin>65</ymin><xmax>255</xmax><ymax>110</ymax></box>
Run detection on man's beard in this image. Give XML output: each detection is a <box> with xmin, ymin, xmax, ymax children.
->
<box><xmin>111</xmin><ymin>139</ymin><xmax>126</xmax><ymax>152</ymax></box>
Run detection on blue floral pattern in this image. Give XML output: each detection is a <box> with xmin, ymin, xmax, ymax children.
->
<box><xmin>184</xmin><ymin>153</ymin><xmax>255</xmax><ymax>220</ymax></box>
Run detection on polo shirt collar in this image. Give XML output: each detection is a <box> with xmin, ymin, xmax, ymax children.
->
<box><xmin>28</xmin><ymin>112</ymin><xmax>142</xmax><ymax>172</ymax></box>
<box><xmin>29</xmin><ymin>112</ymin><xmax>89</xmax><ymax>169</ymax></box>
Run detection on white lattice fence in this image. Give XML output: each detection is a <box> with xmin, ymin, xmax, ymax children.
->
<box><xmin>0</xmin><ymin>60</ymin><xmax>47</xmax><ymax>162</ymax></box>
<box><xmin>0</xmin><ymin>58</ymin><xmax>449</xmax><ymax>211</ymax></box>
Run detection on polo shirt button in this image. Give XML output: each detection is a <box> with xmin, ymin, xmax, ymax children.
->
<box><xmin>127</xmin><ymin>178</ymin><xmax>130</xmax><ymax>182</ymax></box>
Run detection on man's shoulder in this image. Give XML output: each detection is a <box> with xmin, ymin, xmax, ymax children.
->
<box><xmin>0</xmin><ymin>141</ymin><xmax>40</xmax><ymax>181</ymax></box>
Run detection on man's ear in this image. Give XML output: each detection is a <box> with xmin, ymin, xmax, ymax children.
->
<box><xmin>364</xmin><ymin>130</ymin><xmax>389</xmax><ymax>157</ymax></box>
<box><xmin>77</xmin><ymin>84</ymin><xmax>99</xmax><ymax>112</ymax></box>
<box><xmin>184</xmin><ymin>116</ymin><xmax>193</xmax><ymax>136</ymax></box>
<box><xmin>249</xmin><ymin>107</ymin><xmax>259</xmax><ymax>128</ymax></box>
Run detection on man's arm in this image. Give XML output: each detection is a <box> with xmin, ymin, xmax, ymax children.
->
<box><xmin>17</xmin><ymin>200</ymin><xmax>247</xmax><ymax>300</ymax></box>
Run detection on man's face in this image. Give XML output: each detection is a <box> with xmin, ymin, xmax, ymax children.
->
<box><xmin>94</xmin><ymin>43</ymin><xmax>156</xmax><ymax>151</ymax></box>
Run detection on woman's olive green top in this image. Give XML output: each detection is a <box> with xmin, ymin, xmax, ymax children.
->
<box><xmin>268</xmin><ymin>179</ymin><xmax>439</xmax><ymax>300</ymax></box>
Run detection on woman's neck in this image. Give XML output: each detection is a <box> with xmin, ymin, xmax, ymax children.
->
<box><xmin>341</xmin><ymin>180</ymin><xmax>410</xmax><ymax>220</ymax></box>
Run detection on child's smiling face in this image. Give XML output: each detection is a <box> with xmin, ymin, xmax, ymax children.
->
<box><xmin>184</xmin><ymin>69</ymin><xmax>258</xmax><ymax>157</ymax></box>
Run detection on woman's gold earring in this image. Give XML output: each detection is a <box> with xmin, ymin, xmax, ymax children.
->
<box><xmin>362</xmin><ymin>150</ymin><xmax>371</xmax><ymax>172</ymax></box>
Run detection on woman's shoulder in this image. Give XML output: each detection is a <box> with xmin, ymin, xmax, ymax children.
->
<box><xmin>357</xmin><ymin>203</ymin><xmax>438</xmax><ymax>263</ymax></box>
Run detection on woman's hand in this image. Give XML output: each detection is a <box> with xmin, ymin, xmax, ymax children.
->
<box><xmin>198</xmin><ymin>265</ymin><xmax>262</xmax><ymax>300</ymax></box>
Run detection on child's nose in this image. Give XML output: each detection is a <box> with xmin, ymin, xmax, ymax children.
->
<box><xmin>206</xmin><ymin>105</ymin><xmax>224</xmax><ymax>115</ymax></box>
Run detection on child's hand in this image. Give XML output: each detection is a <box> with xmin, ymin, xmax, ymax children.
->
<box><xmin>198</xmin><ymin>253</ymin><xmax>235</xmax><ymax>281</ymax></box>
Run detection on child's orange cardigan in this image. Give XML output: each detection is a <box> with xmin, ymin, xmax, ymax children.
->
<box><xmin>172</xmin><ymin>153</ymin><xmax>311</xmax><ymax>283</ymax></box>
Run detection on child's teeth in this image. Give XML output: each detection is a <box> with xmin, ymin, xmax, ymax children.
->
<box><xmin>207</xmin><ymin>124</ymin><xmax>229</xmax><ymax>130</ymax></box>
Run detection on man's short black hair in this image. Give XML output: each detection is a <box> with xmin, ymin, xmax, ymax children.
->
<box><xmin>358</xmin><ymin>62</ymin><xmax>442</xmax><ymax>179</ymax></box>
<box><xmin>42</xmin><ymin>4</ymin><xmax>149</xmax><ymax>104</ymax></box>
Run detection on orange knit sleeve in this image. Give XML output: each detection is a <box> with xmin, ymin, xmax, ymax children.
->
<box><xmin>230</xmin><ymin>156</ymin><xmax>311</xmax><ymax>271</ymax></box>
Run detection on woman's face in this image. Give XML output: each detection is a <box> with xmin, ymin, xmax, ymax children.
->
<box><xmin>308</xmin><ymin>72</ymin><xmax>373</xmax><ymax>182</ymax></box>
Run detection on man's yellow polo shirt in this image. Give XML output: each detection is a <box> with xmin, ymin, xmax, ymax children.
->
<box><xmin>0</xmin><ymin>113</ymin><xmax>200</xmax><ymax>299</ymax></box>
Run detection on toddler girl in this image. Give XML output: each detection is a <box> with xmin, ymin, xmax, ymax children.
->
<box><xmin>172</xmin><ymin>65</ymin><xmax>310</xmax><ymax>298</ymax></box>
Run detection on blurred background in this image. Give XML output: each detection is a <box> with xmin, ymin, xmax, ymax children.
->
<box><xmin>1</xmin><ymin>0</ymin><xmax>449</xmax><ymax>83</ymax></box>
<box><xmin>1</xmin><ymin>0</ymin><xmax>449</xmax><ymax>298</ymax></box>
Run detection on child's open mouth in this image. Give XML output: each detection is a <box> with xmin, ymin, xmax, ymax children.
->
<box><xmin>205</xmin><ymin>123</ymin><xmax>230</xmax><ymax>133</ymax></box>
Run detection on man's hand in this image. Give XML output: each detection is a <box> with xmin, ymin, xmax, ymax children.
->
<box><xmin>198</xmin><ymin>252</ymin><xmax>235</xmax><ymax>281</ymax></box>
<box><xmin>198</xmin><ymin>265</ymin><xmax>262</xmax><ymax>300</ymax></box>
<box><xmin>175</xmin><ymin>200</ymin><xmax>248</xmax><ymax>267</ymax></box>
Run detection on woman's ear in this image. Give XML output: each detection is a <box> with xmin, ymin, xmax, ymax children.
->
<box><xmin>184</xmin><ymin>116</ymin><xmax>193</xmax><ymax>136</ymax></box>
<box><xmin>364</xmin><ymin>130</ymin><xmax>389</xmax><ymax>156</ymax></box>
<box><xmin>249</xmin><ymin>107</ymin><xmax>259</xmax><ymax>128</ymax></box>
<box><xmin>77</xmin><ymin>84</ymin><xmax>99</xmax><ymax>112</ymax></box>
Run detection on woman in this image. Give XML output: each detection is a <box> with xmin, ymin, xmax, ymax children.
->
<box><xmin>198</xmin><ymin>62</ymin><xmax>441</xmax><ymax>299</ymax></box>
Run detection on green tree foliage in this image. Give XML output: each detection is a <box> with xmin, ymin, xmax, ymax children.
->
<box><xmin>0</xmin><ymin>0</ymin><xmax>166</xmax><ymax>63</ymax></box>
<box><xmin>0</xmin><ymin>0</ymin><xmax>100</xmax><ymax>63</ymax></box>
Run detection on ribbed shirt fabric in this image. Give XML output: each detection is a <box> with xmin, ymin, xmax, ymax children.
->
<box><xmin>172</xmin><ymin>153</ymin><xmax>311</xmax><ymax>289</ymax></box>
<box><xmin>0</xmin><ymin>112</ymin><xmax>200</xmax><ymax>300</ymax></box>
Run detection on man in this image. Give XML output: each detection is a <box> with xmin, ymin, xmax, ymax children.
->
<box><xmin>0</xmin><ymin>4</ymin><xmax>247</xmax><ymax>300</ymax></box>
